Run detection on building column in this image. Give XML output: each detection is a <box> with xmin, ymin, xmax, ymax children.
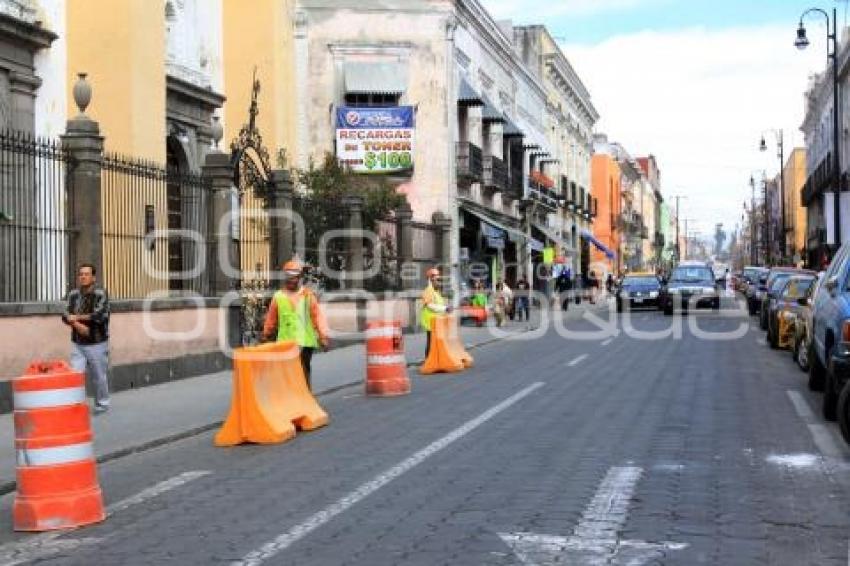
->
<box><xmin>343</xmin><ymin>195</ymin><xmax>365</xmax><ymax>290</ymax></box>
<box><xmin>395</xmin><ymin>201</ymin><xmax>415</xmax><ymax>290</ymax></box>
<box><xmin>202</xmin><ymin>147</ymin><xmax>240</xmax><ymax>349</ymax></box>
<box><xmin>268</xmin><ymin>169</ymin><xmax>294</xmax><ymax>272</ymax></box>
<box><xmin>61</xmin><ymin>74</ymin><xmax>104</xmax><ymax>281</ymax></box>
<box><xmin>433</xmin><ymin>211</ymin><xmax>452</xmax><ymax>295</ymax></box>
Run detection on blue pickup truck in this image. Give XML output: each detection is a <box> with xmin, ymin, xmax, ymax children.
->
<box><xmin>809</xmin><ymin>242</ymin><xmax>850</xmax><ymax>444</ymax></box>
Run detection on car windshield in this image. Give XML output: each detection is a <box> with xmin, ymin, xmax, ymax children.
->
<box><xmin>622</xmin><ymin>276</ymin><xmax>658</xmax><ymax>287</ymax></box>
<box><xmin>781</xmin><ymin>278</ymin><xmax>814</xmax><ymax>299</ymax></box>
<box><xmin>670</xmin><ymin>267</ymin><xmax>713</xmax><ymax>283</ymax></box>
<box><xmin>769</xmin><ymin>274</ymin><xmax>792</xmax><ymax>292</ymax></box>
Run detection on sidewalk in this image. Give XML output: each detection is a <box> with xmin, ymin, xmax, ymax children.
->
<box><xmin>0</xmin><ymin>302</ymin><xmax>605</xmax><ymax>493</ymax></box>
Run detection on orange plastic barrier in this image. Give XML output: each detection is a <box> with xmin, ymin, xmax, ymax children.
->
<box><xmin>365</xmin><ymin>321</ymin><xmax>410</xmax><ymax>396</ymax></box>
<box><xmin>460</xmin><ymin>306</ymin><xmax>487</xmax><ymax>327</ymax></box>
<box><xmin>215</xmin><ymin>341</ymin><xmax>329</xmax><ymax>447</ymax></box>
<box><xmin>420</xmin><ymin>315</ymin><xmax>474</xmax><ymax>374</ymax></box>
<box><xmin>13</xmin><ymin>360</ymin><xmax>105</xmax><ymax>531</ymax></box>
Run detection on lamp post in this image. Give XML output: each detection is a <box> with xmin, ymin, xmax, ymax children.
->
<box><xmin>759</xmin><ymin>130</ymin><xmax>785</xmax><ymax>261</ymax></box>
<box><xmin>796</xmin><ymin>7</ymin><xmax>841</xmax><ymax>252</ymax></box>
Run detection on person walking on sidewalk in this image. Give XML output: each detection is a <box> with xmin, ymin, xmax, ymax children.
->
<box><xmin>514</xmin><ymin>277</ymin><xmax>530</xmax><ymax>322</ymax></box>
<box><xmin>63</xmin><ymin>263</ymin><xmax>111</xmax><ymax>414</ymax></box>
<box><xmin>421</xmin><ymin>267</ymin><xmax>448</xmax><ymax>358</ymax></box>
<box><xmin>262</xmin><ymin>259</ymin><xmax>330</xmax><ymax>391</ymax></box>
<box><xmin>493</xmin><ymin>282</ymin><xmax>508</xmax><ymax>327</ymax></box>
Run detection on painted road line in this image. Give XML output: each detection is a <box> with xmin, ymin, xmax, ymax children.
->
<box><xmin>566</xmin><ymin>354</ymin><xmax>588</xmax><ymax>367</ymax></box>
<box><xmin>106</xmin><ymin>470</ymin><xmax>212</xmax><ymax>515</ymax></box>
<box><xmin>786</xmin><ymin>391</ymin><xmax>849</xmax><ymax>461</ymax></box>
<box><xmin>0</xmin><ymin>470</ymin><xmax>212</xmax><ymax>566</ymax></box>
<box><xmin>233</xmin><ymin>382</ymin><xmax>546</xmax><ymax>566</ymax></box>
<box><xmin>499</xmin><ymin>466</ymin><xmax>686</xmax><ymax>565</ymax></box>
<box><xmin>787</xmin><ymin>391</ymin><xmax>817</xmax><ymax>422</ymax></box>
<box><xmin>601</xmin><ymin>338</ymin><xmax>613</xmax><ymax>347</ymax></box>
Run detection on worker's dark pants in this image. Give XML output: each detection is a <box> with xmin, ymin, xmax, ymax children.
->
<box><xmin>300</xmin><ymin>347</ymin><xmax>315</xmax><ymax>391</ymax></box>
<box><xmin>425</xmin><ymin>331</ymin><xmax>431</xmax><ymax>359</ymax></box>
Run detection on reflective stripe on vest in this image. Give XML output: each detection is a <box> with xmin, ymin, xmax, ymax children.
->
<box><xmin>275</xmin><ymin>290</ymin><xmax>319</xmax><ymax>348</ymax></box>
<box><xmin>420</xmin><ymin>284</ymin><xmax>445</xmax><ymax>331</ymax></box>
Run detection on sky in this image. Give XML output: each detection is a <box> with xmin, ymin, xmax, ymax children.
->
<box><xmin>481</xmin><ymin>0</ymin><xmax>837</xmax><ymax>251</ymax></box>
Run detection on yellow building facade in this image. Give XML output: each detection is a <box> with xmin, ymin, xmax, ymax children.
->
<box><xmin>25</xmin><ymin>0</ymin><xmax>299</xmax><ymax>297</ymax></box>
<box><xmin>782</xmin><ymin>148</ymin><xmax>807</xmax><ymax>262</ymax></box>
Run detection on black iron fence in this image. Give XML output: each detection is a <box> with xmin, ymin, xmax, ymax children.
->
<box><xmin>0</xmin><ymin>130</ymin><xmax>74</xmax><ymax>303</ymax></box>
<box><xmin>101</xmin><ymin>153</ymin><xmax>211</xmax><ymax>299</ymax></box>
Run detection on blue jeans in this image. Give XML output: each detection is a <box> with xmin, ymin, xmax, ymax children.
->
<box><xmin>70</xmin><ymin>342</ymin><xmax>110</xmax><ymax>408</ymax></box>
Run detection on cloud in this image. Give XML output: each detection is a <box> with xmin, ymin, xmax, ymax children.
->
<box><xmin>563</xmin><ymin>24</ymin><xmax>824</xmax><ymax>240</ymax></box>
<box><xmin>484</xmin><ymin>0</ymin><xmax>656</xmax><ymax>20</ymax></box>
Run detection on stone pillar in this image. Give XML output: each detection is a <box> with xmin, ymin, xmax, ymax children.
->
<box><xmin>202</xmin><ymin>148</ymin><xmax>239</xmax><ymax>349</ymax></box>
<box><xmin>343</xmin><ymin>195</ymin><xmax>365</xmax><ymax>290</ymax></box>
<box><xmin>61</xmin><ymin>74</ymin><xmax>104</xmax><ymax>282</ymax></box>
<box><xmin>433</xmin><ymin>211</ymin><xmax>453</xmax><ymax>297</ymax></box>
<box><xmin>268</xmin><ymin>169</ymin><xmax>294</xmax><ymax>273</ymax></box>
<box><xmin>395</xmin><ymin>201</ymin><xmax>414</xmax><ymax>290</ymax></box>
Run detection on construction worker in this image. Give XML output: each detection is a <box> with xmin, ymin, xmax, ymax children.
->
<box><xmin>262</xmin><ymin>259</ymin><xmax>330</xmax><ymax>391</ymax></box>
<box><xmin>421</xmin><ymin>267</ymin><xmax>449</xmax><ymax>358</ymax></box>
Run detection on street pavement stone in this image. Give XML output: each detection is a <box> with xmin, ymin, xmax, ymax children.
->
<box><xmin>0</xmin><ymin>305</ymin><xmax>847</xmax><ymax>564</ymax></box>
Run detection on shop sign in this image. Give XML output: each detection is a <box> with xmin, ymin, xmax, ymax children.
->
<box><xmin>336</xmin><ymin>106</ymin><xmax>415</xmax><ymax>174</ymax></box>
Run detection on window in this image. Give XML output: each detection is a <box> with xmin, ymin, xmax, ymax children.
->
<box><xmin>343</xmin><ymin>93</ymin><xmax>400</xmax><ymax>108</ymax></box>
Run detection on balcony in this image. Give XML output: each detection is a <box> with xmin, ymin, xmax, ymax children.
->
<box><xmin>483</xmin><ymin>155</ymin><xmax>508</xmax><ymax>191</ymax></box>
<box><xmin>456</xmin><ymin>142</ymin><xmax>483</xmax><ymax>183</ymax></box>
<box><xmin>505</xmin><ymin>159</ymin><xmax>523</xmax><ymax>200</ymax></box>
<box><xmin>640</xmin><ymin>226</ymin><xmax>649</xmax><ymax>239</ymax></box>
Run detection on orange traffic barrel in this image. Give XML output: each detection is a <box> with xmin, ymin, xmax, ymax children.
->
<box><xmin>12</xmin><ymin>360</ymin><xmax>105</xmax><ymax>531</ymax></box>
<box><xmin>365</xmin><ymin>321</ymin><xmax>410</xmax><ymax>396</ymax></box>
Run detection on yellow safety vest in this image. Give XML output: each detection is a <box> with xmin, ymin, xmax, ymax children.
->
<box><xmin>420</xmin><ymin>284</ymin><xmax>445</xmax><ymax>332</ymax></box>
<box><xmin>274</xmin><ymin>290</ymin><xmax>319</xmax><ymax>348</ymax></box>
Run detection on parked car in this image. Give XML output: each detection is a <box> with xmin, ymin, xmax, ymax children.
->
<box><xmin>759</xmin><ymin>268</ymin><xmax>813</xmax><ymax>330</ymax></box>
<box><xmin>766</xmin><ymin>274</ymin><xmax>816</xmax><ymax>349</ymax></box>
<box><xmin>616</xmin><ymin>273</ymin><xmax>662</xmax><ymax>312</ymax></box>
<box><xmin>745</xmin><ymin>268</ymin><xmax>769</xmax><ymax>315</ymax></box>
<box><xmin>661</xmin><ymin>263</ymin><xmax>719</xmax><ymax>315</ymax></box>
<box><xmin>809</xmin><ymin>242</ymin><xmax>850</xmax><ymax>441</ymax></box>
<box><xmin>792</xmin><ymin>272</ymin><xmax>824</xmax><ymax>372</ymax></box>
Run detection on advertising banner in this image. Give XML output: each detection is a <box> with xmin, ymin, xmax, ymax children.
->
<box><xmin>335</xmin><ymin>106</ymin><xmax>415</xmax><ymax>174</ymax></box>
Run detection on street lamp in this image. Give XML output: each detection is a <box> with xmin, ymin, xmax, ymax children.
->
<box><xmin>759</xmin><ymin>130</ymin><xmax>785</xmax><ymax>261</ymax></box>
<box><xmin>796</xmin><ymin>7</ymin><xmax>841</xmax><ymax>252</ymax></box>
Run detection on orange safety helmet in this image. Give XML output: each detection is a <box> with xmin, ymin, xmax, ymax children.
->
<box><xmin>282</xmin><ymin>259</ymin><xmax>303</xmax><ymax>277</ymax></box>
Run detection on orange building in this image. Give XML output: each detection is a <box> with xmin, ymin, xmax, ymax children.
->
<box><xmin>782</xmin><ymin>148</ymin><xmax>807</xmax><ymax>262</ymax></box>
<box><xmin>591</xmin><ymin>154</ymin><xmax>622</xmax><ymax>274</ymax></box>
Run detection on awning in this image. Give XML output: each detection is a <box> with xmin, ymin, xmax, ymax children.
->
<box><xmin>482</xmin><ymin>95</ymin><xmax>505</xmax><ymax>123</ymax></box>
<box><xmin>344</xmin><ymin>62</ymin><xmax>407</xmax><ymax>94</ymax></box>
<box><xmin>481</xmin><ymin>221</ymin><xmax>506</xmax><ymax>250</ymax></box>
<box><xmin>533</xmin><ymin>223</ymin><xmax>569</xmax><ymax>250</ymax></box>
<box><xmin>460</xmin><ymin>202</ymin><xmax>527</xmax><ymax>242</ymax></box>
<box><xmin>529</xmin><ymin>238</ymin><xmax>544</xmax><ymax>252</ymax></box>
<box><xmin>502</xmin><ymin>116</ymin><xmax>524</xmax><ymax>138</ymax></box>
<box><xmin>581</xmin><ymin>229</ymin><xmax>616</xmax><ymax>260</ymax></box>
<box><xmin>458</xmin><ymin>77</ymin><xmax>484</xmax><ymax>107</ymax></box>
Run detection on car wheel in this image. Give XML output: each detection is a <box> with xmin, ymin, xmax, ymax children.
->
<box><xmin>713</xmin><ymin>298</ymin><xmax>720</xmax><ymax>310</ymax></box>
<box><xmin>769</xmin><ymin>324</ymin><xmax>779</xmax><ymax>349</ymax></box>
<box><xmin>616</xmin><ymin>301</ymin><xmax>623</xmax><ymax>313</ymax></box>
<box><xmin>797</xmin><ymin>337</ymin><xmax>810</xmax><ymax>372</ymax></box>
<box><xmin>760</xmin><ymin>308</ymin><xmax>768</xmax><ymax>331</ymax></box>
<box><xmin>808</xmin><ymin>342</ymin><xmax>826</xmax><ymax>391</ymax></box>
<box><xmin>663</xmin><ymin>305</ymin><xmax>673</xmax><ymax>316</ymax></box>
<box><xmin>791</xmin><ymin>337</ymin><xmax>799</xmax><ymax>363</ymax></box>
<box><xmin>838</xmin><ymin>382</ymin><xmax>850</xmax><ymax>445</ymax></box>
<box><xmin>824</xmin><ymin>349</ymin><xmax>839</xmax><ymax>422</ymax></box>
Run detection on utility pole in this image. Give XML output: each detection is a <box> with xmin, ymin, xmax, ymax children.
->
<box><xmin>749</xmin><ymin>176</ymin><xmax>757</xmax><ymax>265</ymax></box>
<box><xmin>672</xmin><ymin>194</ymin><xmax>687</xmax><ymax>263</ymax></box>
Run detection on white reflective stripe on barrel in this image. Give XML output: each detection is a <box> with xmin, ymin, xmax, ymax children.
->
<box><xmin>13</xmin><ymin>386</ymin><xmax>86</xmax><ymax>409</ymax></box>
<box><xmin>364</xmin><ymin>326</ymin><xmax>398</xmax><ymax>339</ymax></box>
<box><xmin>366</xmin><ymin>354</ymin><xmax>406</xmax><ymax>366</ymax></box>
<box><xmin>16</xmin><ymin>442</ymin><xmax>94</xmax><ymax>467</ymax></box>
